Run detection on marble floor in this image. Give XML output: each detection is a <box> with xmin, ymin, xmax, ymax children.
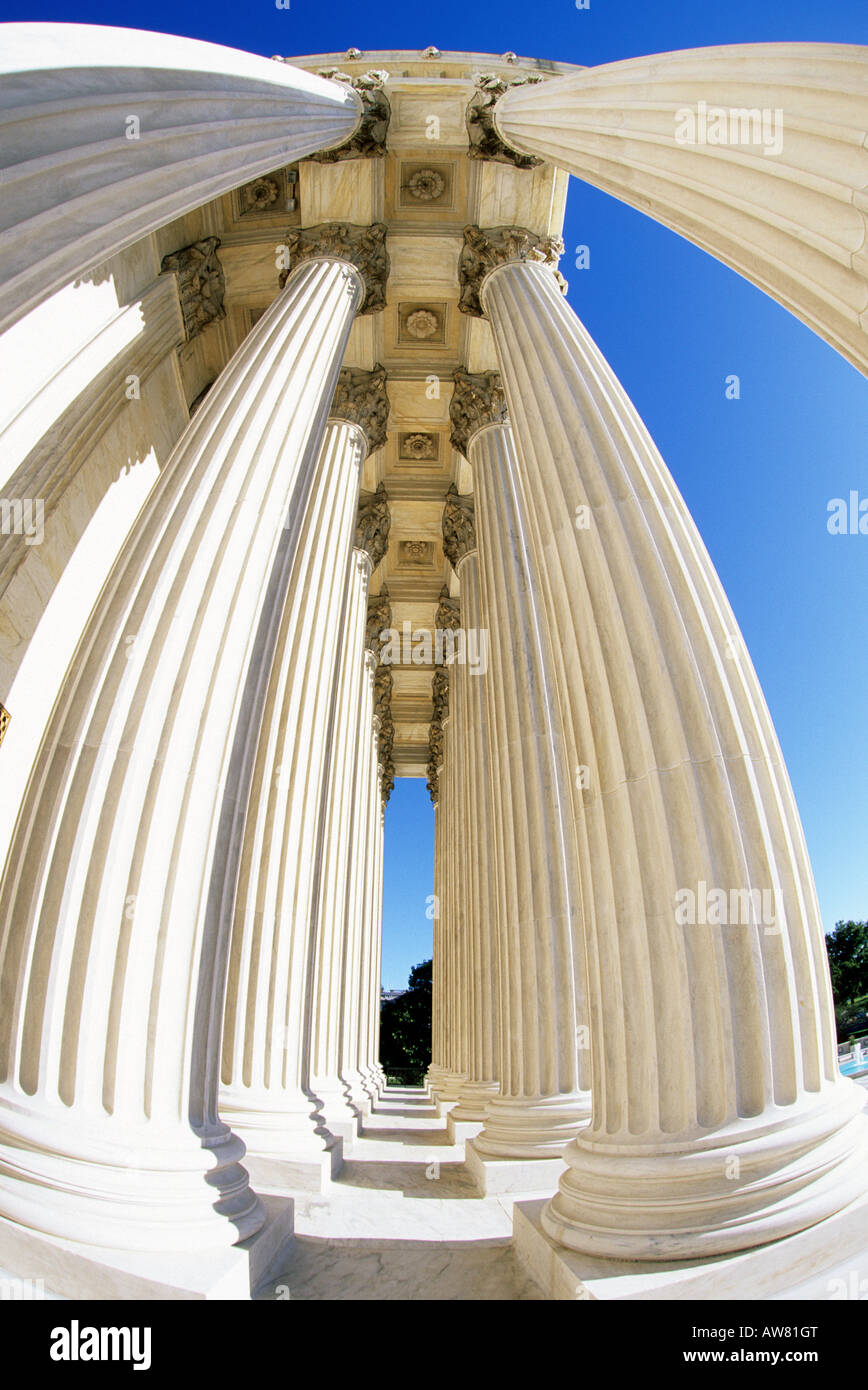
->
<box><xmin>255</xmin><ymin>1087</ymin><xmax>545</xmax><ymax>1301</ymax></box>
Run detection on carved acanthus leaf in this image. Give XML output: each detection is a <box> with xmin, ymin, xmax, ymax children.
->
<box><xmin>280</xmin><ymin>223</ymin><xmax>389</xmax><ymax>314</ymax></box>
<box><xmin>310</xmin><ymin>70</ymin><xmax>390</xmax><ymax>162</ymax></box>
<box><xmin>466</xmin><ymin>72</ymin><xmax>545</xmax><ymax>169</ymax></box>
<box><xmin>435</xmin><ymin>587</ymin><xmax>461</xmax><ymax>633</ymax></box>
<box><xmin>426</xmin><ymin>666</ymin><xmax>450</xmax><ymax>804</ymax></box>
<box><xmin>365</xmin><ymin>588</ymin><xmax>392</xmax><ymax>654</ymax></box>
<box><xmin>449</xmin><ymin>367</ymin><xmax>507</xmax><ymax>456</ymax></box>
<box><xmin>442</xmin><ymin>485</ymin><xmax>477</xmax><ymax>570</ymax></box>
<box><xmin>160</xmin><ymin>236</ymin><xmax>225</xmax><ymax>340</ymax></box>
<box><xmin>458</xmin><ymin>224</ymin><xmax>566</xmax><ymax>317</ymax></box>
<box><xmin>332</xmin><ymin>364</ymin><xmax>389</xmax><ymax>453</ymax></box>
<box><xmin>355</xmin><ymin>483</ymin><xmax>390</xmax><ymax>571</ymax></box>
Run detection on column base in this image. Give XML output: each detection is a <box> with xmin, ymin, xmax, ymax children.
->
<box><xmin>514</xmin><ymin>1188</ymin><xmax>868</xmax><ymax>1301</ymax></box>
<box><xmin>0</xmin><ymin>1194</ymin><xmax>293</xmax><ymax>1301</ymax></box>
<box><xmin>244</xmin><ymin>1139</ymin><xmax>343</xmax><ymax>1195</ymax></box>
<box><xmin>465</xmin><ymin>1138</ymin><xmax>565</xmax><ymax>1196</ymax></box>
<box><xmin>447</xmin><ymin>1113</ymin><xmax>485</xmax><ymax>1145</ymax></box>
<box><xmin>472</xmin><ymin>1092</ymin><xmax>591</xmax><ymax>1160</ymax></box>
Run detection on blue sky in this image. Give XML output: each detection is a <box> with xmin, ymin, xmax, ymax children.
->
<box><xmin>5</xmin><ymin>0</ymin><xmax>866</xmax><ymax>989</ymax></box>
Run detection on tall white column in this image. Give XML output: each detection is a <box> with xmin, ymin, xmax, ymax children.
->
<box><xmin>465</xmin><ymin>416</ymin><xmax>591</xmax><ymax>1180</ymax></box>
<box><xmin>0</xmin><ymin>23</ymin><xmax>363</xmax><ymax>333</ymax></box>
<box><xmin>444</xmin><ymin>542</ymin><xmax>500</xmax><ymax>1127</ymax></box>
<box><xmin>480</xmin><ymin>253</ymin><xmax>868</xmax><ymax>1257</ymax></box>
<box><xmin>434</xmin><ymin>701</ymin><xmax>467</xmax><ymax>1104</ymax></box>
<box><xmin>358</xmin><ymin>723</ymin><xmax>387</xmax><ymax>1095</ymax></box>
<box><xmin>219</xmin><ymin>416</ymin><xmax>369</xmax><ymax>1188</ymax></box>
<box><xmin>0</xmin><ymin>256</ymin><xmax>363</xmax><ymax>1255</ymax></box>
<box><xmin>425</xmin><ymin>751</ymin><xmax>446</xmax><ymax>1094</ymax></box>
<box><xmin>341</xmin><ymin>649</ymin><xmax>378</xmax><ymax>1105</ymax></box>
<box><xmin>493</xmin><ymin>44</ymin><xmax>868</xmax><ymax>374</ymax></box>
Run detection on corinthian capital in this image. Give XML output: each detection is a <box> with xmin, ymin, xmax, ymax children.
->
<box><xmin>458</xmin><ymin>224</ymin><xmax>566</xmax><ymax>317</ymax></box>
<box><xmin>435</xmin><ymin>586</ymin><xmax>461</xmax><ymax>633</ymax></box>
<box><xmin>160</xmin><ymin>235</ymin><xmax>225</xmax><ymax>340</ymax></box>
<box><xmin>365</xmin><ymin>588</ymin><xmax>392</xmax><ymax>653</ymax></box>
<box><xmin>466</xmin><ymin>72</ymin><xmax>544</xmax><ymax>169</ymax></box>
<box><xmin>355</xmin><ymin>483</ymin><xmax>391</xmax><ymax>571</ymax></box>
<box><xmin>281</xmin><ymin>223</ymin><xmax>389</xmax><ymax>313</ymax></box>
<box><xmin>373</xmin><ymin>659</ymin><xmax>395</xmax><ymax>805</ymax></box>
<box><xmin>442</xmin><ymin>484</ymin><xmax>477</xmax><ymax>570</ymax></box>
<box><xmin>426</xmin><ymin>666</ymin><xmax>450</xmax><ymax>804</ymax></box>
<box><xmin>332</xmin><ymin>364</ymin><xmax>389</xmax><ymax>453</ymax></box>
<box><xmin>449</xmin><ymin>367</ymin><xmax>507</xmax><ymax>456</ymax></box>
<box><xmin>309</xmin><ymin>70</ymin><xmax>390</xmax><ymax>161</ymax></box>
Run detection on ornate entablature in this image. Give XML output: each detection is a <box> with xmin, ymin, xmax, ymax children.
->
<box><xmin>426</xmin><ymin>665</ymin><xmax>450</xmax><ymax>804</ymax></box>
<box><xmin>355</xmin><ymin>482</ymin><xmax>391</xmax><ymax>571</ymax></box>
<box><xmin>449</xmin><ymin>367</ymin><xmax>507</xmax><ymax>457</ymax></box>
<box><xmin>309</xmin><ymin>69</ymin><xmax>390</xmax><ymax>162</ymax></box>
<box><xmin>332</xmin><ymin>364</ymin><xmax>390</xmax><ymax>454</ymax></box>
<box><xmin>280</xmin><ymin>223</ymin><xmax>389</xmax><ymax>314</ymax></box>
<box><xmin>442</xmin><ymin>484</ymin><xmax>477</xmax><ymax>570</ymax></box>
<box><xmin>458</xmin><ymin>224</ymin><xmax>566</xmax><ymax>317</ymax></box>
<box><xmin>160</xmin><ymin>235</ymin><xmax>226</xmax><ymax>340</ymax></box>
<box><xmin>435</xmin><ymin>586</ymin><xmax>461</xmax><ymax>633</ymax></box>
<box><xmin>466</xmin><ymin>72</ymin><xmax>544</xmax><ymax>169</ymax></box>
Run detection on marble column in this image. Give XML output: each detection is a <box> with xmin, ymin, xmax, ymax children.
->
<box><xmin>425</xmin><ymin>734</ymin><xmax>447</xmax><ymax>1094</ymax></box>
<box><xmin>341</xmin><ymin>646</ymin><xmax>379</xmax><ymax>1105</ymax></box>
<box><xmin>0</xmin><ymin>255</ymin><xmax>363</xmax><ymax>1257</ymax></box>
<box><xmin>358</xmin><ymin>719</ymin><xmax>387</xmax><ymax>1096</ymax></box>
<box><xmin>431</xmin><ymin>685</ymin><xmax>467</xmax><ymax>1106</ymax></box>
<box><xmin>0</xmin><ymin>22</ymin><xmax>364</xmax><ymax>333</ymax></box>
<box><xmin>309</xmin><ymin>451</ymin><xmax>390</xmax><ymax>1140</ymax></box>
<box><xmin>477</xmin><ymin>247</ymin><xmax>868</xmax><ymax>1257</ymax></box>
<box><xmin>458</xmin><ymin>382</ymin><xmax>590</xmax><ymax>1186</ymax></box>
<box><xmin>441</xmin><ymin>486</ymin><xmax>500</xmax><ymax>1131</ymax></box>
<box><xmin>492</xmin><ymin>45</ymin><xmax>868</xmax><ymax>375</ymax></box>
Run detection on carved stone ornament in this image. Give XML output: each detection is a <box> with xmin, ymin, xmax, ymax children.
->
<box><xmin>466</xmin><ymin>73</ymin><xmax>545</xmax><ymax>169</ymax></box>
<box><xmin>458</xmin><ymin>224</ymin><xmax>566</xmax><ymax>317</ymax></box>
<box><xmin>160</xmin><ymin>236</ymin><xmax>226</xmax><ymax>341</ymax></box>
<box><xmin>407</xmin><ymin>168</ymin><xmax>445</xmax><ymax>201</ymax></box>
<box><xmin>373</xmin><ymin>659</ymin><xmax>395</xmax><ymax>806</ymax></box>
<box><xmin>239</xmin><ymin>176</ymin><xmax>280</xmax><ymax>214</ymax></box>
<box><xmin>402</xmin><ymin>432</ymin><xmax>436</xmax><ymax>460</ymax></box>
<box><xmin>280</xmin><ymin>223</ymin><xmax>389</xmax><ymax>314</ymax></box>
<box><xmin>405</xmin><ymin>308</ymin><xmax>440</xmax><ymax>340</ymax></box>
<box><xmin>332</xmin><ymin>364</ymin><xmax>389</xmax><ymax>453</ymax></box>
<box><xmin>442</xmin><ymin>484</ymin><xmax>477</xmax><ymax>570</ymax></box>
<box><xmin>309</xmin><ymin>70</ymin><xmax>390</xmax><ymax>162</ymax></box>
<box><xmin>435</xmin><ymin>587</ymin><xmax>461</xmax><ymax>633</ymax></box>
<box><xmin>426</xmin><ymin>666</ymin><xmax>450</xmax><ymax>804</ymax></box>
<box><xmin>449</xmin><ymin>367</ymin><xmax>507</xmax><ymax>456</ymax></box>
<box><xmin>355</xmin><ymin>483</ymin><xmax>391</xmax><ymax>570</ymax></box>
<box><xmin>366</xmin><ymin>589</ymin><xmax>392</xmax><ymax>654</ymax></box>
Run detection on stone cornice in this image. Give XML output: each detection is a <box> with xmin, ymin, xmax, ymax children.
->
<box><xmin>308</xmin><ymin>70</ymin><xmax>390</xmax><ymax>161</ymax></box>
<box><xmin>331</xmin><ymin>364</ymin><xmax>389</xmax><ymax>454</ymax></box>
<box><xmin>458</xmin><ymin>224</ymin><xmax>566</xmax><ymax>317</ymax></box>
<box><xmin>442</xmin><ymin>484</ymin><xmax>477</xmax><ymax>569</ymax></box>
<box><xmin>280</xmin><ymin>223</ymin><xmax>389</xmax><ymax>314</ymax></box>
<box><xmin>466</xmin><ymin>72</ymin><xmax>544</xmax><ymax>169</ymax></box>
<box><xmin>355</xmin><ymin>483</ymin><xmax>390</xmax><ymax>571</ymax></box>
<box><xmin>160</xmin><ymin>235</ymin><xmax>226</xmax><ymax>340</ymax></box>
<box><xmin>449</xmin><ymin>367</ymin><xmax>507</xmax><ymax>457</ymax></box>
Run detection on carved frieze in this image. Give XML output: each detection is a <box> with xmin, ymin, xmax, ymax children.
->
<box><xmin>310</xmin><ymin>70</ymin><xmax>390</xmax><ymax>162</ymax></box>
<box><xmin>466</xmin><ymin>72</ymin><xmax>545</xmax><ymax>169</ymax></box>
<box><xmin>458</xmin><ymin>224</ymin><xmax>566</xmax><ymax>317</ymax></box>
<box><xmin>160</xmin><ymin>236</ymin><xmax>225</xmax><ymax>340</ymax></box>
<box><xmin>332</xmin><ymin>364</ymin><xmax>389</xmax><ymax>453</ymax></box>
<box><xmin>280</xmin><ymin>223</ymin><xmax>389</xmax><ymax>314</ymax></box>
<box><xmin>355</xmin><ymin>483</ymin><xmax>391</xmax><ymax>571</ymax></box>
<box><xmin>449</xmin><ymin>367</ymin><xmax>507</xmax><ymax>457</ymax></box>
<box><xmin>442</xmin><ymin>484</ymin><xmax>477</xmax><ymax>570</ymax></box>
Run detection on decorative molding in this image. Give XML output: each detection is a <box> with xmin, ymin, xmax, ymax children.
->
<box><xmin>458</xmin><ymin>224</ymin><xmax>566</xmax><ymax>317</ymax></box>
<box><xmin>426</xmin><ymin>666</ymin><xmax>450</xmax><ymax>804</ymax></box>
<box><xmin>449</xmin><ymin>367</ymin><xmax>507</xmax><ymax>456</ymax></box>
<box><xmin>442</xmin><ymin>484</ymin><xmax>477</xmax><ymax>569</ymax></box>
<box><xmin>435</xmin><ymin>586</ymin><xmax>461</xmax><ymax>633</ymax></box>
<box><xmin>280</xmin><ymin>223</ymin><xmax>389</xmax><ymax>314</ymax></box>
<box><xmin>160</xmin><ymin>236</ymin><xmax>226</xmax><ymax>340</ymax></box>
<box><xmin>365</xmin><ymin>589</ymin><xmax>391</xmax><ymax>653</ymax></box>
<box><xmin>407</xmin><ymin>168</ymin><xmax>445</xmax><ymax>200</ymax></box>
<box><xmin>0</xmin><ymin>702</ymin><xmax>9</xmax><ymax>750</ymax></box>
<box><xmin>309</xmin><ymin>70</ymin><xmax>390</xmax><ymax>162</ymax></box>
<box><xmin>466</xmin><ymin>73</ymin><xmax>545</xmax><ymax>169</ymax></box>
<box><xmin>332</xmin><ymin>364</ymin><xmax>389</xmax><ymax>453</ymax></box>
<box><xmin>405</xmin><ymin>308</ymin><xmax>440</xmax><ymax>340</ymax></box>
<box><xmin>355</xmin><ymin>482</ymin><xmax>391</xmax><ymax>570</ymax></box>
<box><xmin>401</xmin><ymin>432</ymin><xmax>437</xmax><ymax>460</ymax></box>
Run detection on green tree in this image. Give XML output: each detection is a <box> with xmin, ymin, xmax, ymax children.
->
<box><xmin>379</xmin><ymin>959</ymin><xmax>432</xmax><ymax>1085</ymax></box>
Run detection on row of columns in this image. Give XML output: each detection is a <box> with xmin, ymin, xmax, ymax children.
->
<box><xmin>0</xmin><ymin>250</ymin><xmax>391</xmax><ymax>1253</ymax></box>
<box><xmin>428</xmin><ymin>233</ymin><xmax>867</xmax><ymax>1258</ymax></box>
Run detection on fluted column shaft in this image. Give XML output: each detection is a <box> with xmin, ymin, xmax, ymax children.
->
<box><xmin>451</xmin><ymin>553</ymin><xmax>500</xmax><ymax>1120</ymax></box>
<box><xmin>341</xmin><ymin>653</ymin><xmax>377</xmax><ymax>1102</ymax></box>
<box><xmin>494</xmin><ymin>43</ymin><xmax>868</xmax><ymax>374</ymax></box>
<box><xmin>468</xmin><ymin>421</ymin><xmax>590</xmax><ymax>1159</ymax></box>
<box><xmin>220</xmin><ymin>418</ymin><xmax>367</xmax><ymax>1164</ymax></box>
<box><xmin>0</xmin><ymin>22</ymin><xmax>361</xmax><ymax>333</ymax></box>
<box><xmin>482</xmin><ymin>257</ymin><xmax>868</xmax><ymax>1257</ymax></box>
<box><xmin>426</xmin><ymin>781</ymin><xmax>446</xmax><ymax>1090</ymax></box>
<box><xmin>0</xmin><ymin>258</ymin><xmax>362</xmax><ymax>1252</ymax></box>
<box><xmin>307</xmin><ymin>549</ymin><xmax>372</xmax><ymax>1134</ymax></box>
<box><xmin>436</xmin><ymin>710</ymin><xmax>467</xmax><ymax>1101</ymax></box>
<box><xmin>359</xmin><ymin>733</ymin><xmax>386</xmax><ymax>1092</ymax></box>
